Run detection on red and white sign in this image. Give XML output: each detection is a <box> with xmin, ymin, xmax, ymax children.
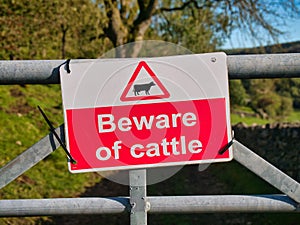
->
<box><xmin>60</xmin><ymin>53</ymin><xmax>232</xmax><ymax>173</ymax></box>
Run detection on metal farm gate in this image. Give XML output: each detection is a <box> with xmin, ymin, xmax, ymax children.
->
<box><xmin>0</xmin><ymin>54</ymin><xmax>299</xmax><ymax>225</ymax></box>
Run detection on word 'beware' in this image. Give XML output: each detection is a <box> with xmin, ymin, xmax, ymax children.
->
<box><xmin>98</xmin><ymin>112</ymin><xmax>197</xmax><ymax>133</ymax></box>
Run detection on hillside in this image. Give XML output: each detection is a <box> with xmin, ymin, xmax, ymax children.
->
<box><xmin>224</xmin><ymin>40</ymin><xmax>300</xmax><ymax>54</ymax></box>
<box><xmin>0</xmin><ymin>85</ymin><xmax>101</xmax><ymax>225</ymax></box>
<box><xmin>224</xmin><ymin>41</ymin><xmax>300</xmax><ymax>124</ymax></box>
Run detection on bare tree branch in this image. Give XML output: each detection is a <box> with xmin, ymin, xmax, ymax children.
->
<box><xmin>158</xmin><ymin>0</ymin><xmax>197</xmax><ymax>12</ymax></box>
<box><xmin>124</xmin><ymin>0</ymin><xmax>158</xmax><ymax>57</ymax></box>
<box><xmin>157</xmin><ymin>0</ymin><xmax>217</xmax><ymax>13</ymax></box>
<box><xmin>134</xmin><ymin>0</ymin><xmax>158</xmax><ymax>27</ymax></box>
<box><xmin>103</xmin><ymin>0</ymin><xmax>127</xmax><ymax>49</ymax></box>
<box><xmin>120</xmin><ymin>0</ymin><xmax>130</xmax><ymax>22</ymax></box>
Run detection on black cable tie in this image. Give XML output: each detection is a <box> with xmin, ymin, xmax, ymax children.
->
<box><xmin>38</xmin><ymin>106</ymin><xmax>77</xmax><ymax>164</ymax></box>
<box><xmin>218</xmin><ymin>137</ymin><xmax>235</xmax><ymax>155</ymax></box>
<box><xmin>65</xmin><ymin>59</ymin><xmax>71</xmax><ymax>73</ymax></box>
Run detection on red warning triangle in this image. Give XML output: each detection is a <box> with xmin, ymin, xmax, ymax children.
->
<box><xmin>120</xmin><ymin>61</ymin><xmax>170</xmax><ymax>102</ymax></box>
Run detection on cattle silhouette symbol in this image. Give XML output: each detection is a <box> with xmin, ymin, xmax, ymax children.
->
<box><xmin>120</xmin><ymin>61</ymin><xmax>170</xmax><ymax>101</ymax></box>
<box><xmin>133</xmin><ymin>81</ymin><xmax>156</xmax><ymax>96</ymax></box>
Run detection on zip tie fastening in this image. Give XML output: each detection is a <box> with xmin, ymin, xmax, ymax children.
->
<box><xmin>38</xmin><ymin>106</ymin><xmax>77</xmax><ymax>164</ymax></box>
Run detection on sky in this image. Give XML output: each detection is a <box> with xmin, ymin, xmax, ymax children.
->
<box><xmin>222</xmin><ymin>17</ymin><xmax>300</xmax><ymax>49</ymax></box>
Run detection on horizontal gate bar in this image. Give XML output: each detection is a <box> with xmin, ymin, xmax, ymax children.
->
<box><xmin>0</xmin><ymin>54</ymin><xmax>299</xmax><ymax>84</ymax></box>
<box><xmin>0</xmin><ymin>197</ymin><xmax>129</xmax><ymax>217</ymax></box>
<box><xmin>227</xmin><ymin>53</ymin><xmax>300</xmax><ymax>79</ymax></box>
<box><xmin>148</xmin><ymin>195</ymin><xmax>300</xmax><ymax>213</ymax></box>
<box><xmin>0</xmin><ymin>195</ymin><xmax>298</xmax><ymax>217</ymax></box>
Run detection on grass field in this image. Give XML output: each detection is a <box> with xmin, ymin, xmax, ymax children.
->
<box><xmin>0</xmin><ymin>85</ymin><xmax>299</xmax><ymax>224</ymax></box>
<box><xmin>231</xmin><ymin>106</ymin><xmax>300</xmax><ymax>125</ymax></box>
<box><xmin>0</xmin><ymin>85</ymin><xmax>101</xmax><ymax>225</ymax></box>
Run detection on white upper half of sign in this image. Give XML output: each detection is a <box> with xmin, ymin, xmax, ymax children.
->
<box><xmin>60</xmin><ymin>53</ymin><xmax>229</xmax><ymax>109</ymax></box>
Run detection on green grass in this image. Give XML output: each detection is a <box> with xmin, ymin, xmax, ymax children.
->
<box><xmin>285</xmin><ymin>109</ymin><xmax>300</xmax><ymax>123</ymax></box>
<box><xmin>230</xmin><ymin>106</ymin><xmax>300</xmax><ymax>125</ymax></box>
<box><xmin>0</xmin><ymin>85</ymin><xmax>101</xmax><ymax>225</ymax></box>
<box><xmin>231</xmin><ymin>113</ymin><xmax>271</xmax><ymax>125</ymax></box>
<box><xmin>214</xmin><ymin>161</ymin><xmax>277</xmax><ymax>194</ymax></box>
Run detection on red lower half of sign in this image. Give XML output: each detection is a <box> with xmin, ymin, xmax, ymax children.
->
<box><xmin>66</xmin><ymin>98</ymin><xmax>232</xmax><ymax>172</ymax></box>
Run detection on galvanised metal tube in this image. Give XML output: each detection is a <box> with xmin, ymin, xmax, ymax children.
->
<box><xmin>233</xmin><ymin>141</ymin><xmax>300</xmax><ymax>203</ymax></box>
<box><xmin>130</xmin><ymin>169</ymin><xmax>148</xmax><ymax>225</ymax></box>
<box><xmin>227</xmin><ymin>53</ymin><xmax>300</xmax><ymax>79</ymax></box>
<box><xmin>0</xmin><ymin>60</ymin><xmax>64</xmax><ymax>84</ymax></box>
<box><xmin>0</xmin><ymin>54</ymin><xmax>299</xmax><ymax>84</ymax></box>
<box><xmin>0</xmin><ymin>197</ymin><xmax>129</xmax><ymax>217</ymax></box>
<box><xmin>0</xmin><ymin>125</ymin><xmax>65</xmax><ymax>189</ymax></box>
<box><xmin>0</xmin><ymin>195</ymin><xmax>298</xmax><ymax>217</ymax></box>
<box><xmin>148</xmin><ymin>195</ymin><xmax>299</xmax><ymax>213</ymax></box>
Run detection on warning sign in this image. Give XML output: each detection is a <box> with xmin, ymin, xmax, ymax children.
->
<box><xmin>60</xmin><ymin>53</ymin><xmax>232</xmax><ymax>173</ymax></box>
<box><xmin>120</xmin><ymin>61</ymin><xmax>170</xmax><ymax>101</ymax></box>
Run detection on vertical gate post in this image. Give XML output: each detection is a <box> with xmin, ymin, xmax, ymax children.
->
<box><xmin>129</xmin><ymin>169</ymin><xmax>148</xmax><ymax>225</ymax></box>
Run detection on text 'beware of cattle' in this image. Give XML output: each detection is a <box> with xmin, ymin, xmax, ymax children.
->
<box><xmin>60</xmin><ymin>53</ymin><xmax>232</xmax><ymax>173</ymax></box>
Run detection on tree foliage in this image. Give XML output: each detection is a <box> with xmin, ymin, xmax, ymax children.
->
<box><xmin>1</xmin><ymin>0</ymin><xmax>299</xmax><ymax>58</ymax></box>
<box><xmin>229</xmin><ymin>80</ymin><xmax>248</xmax><ymax>107</ymax></box>
<box><xmin>228</xmin><ymin>76</ymin><xmax>299</xmax><ymax>119</ymax></box>
<box><xmin>0</xmin><ymin>0</ymin><xmax>106</xmax><ymax>59</ymax></box>
<box><xmin>97</xmin><ymin>0</ymin><xmax>299</xmax><ymax>56</ymax></box>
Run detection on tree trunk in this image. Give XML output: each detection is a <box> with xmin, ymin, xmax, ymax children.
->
<box><xmin>61</xmin><ymin>24</ymin><xmax>68</xmax><ymax>59</ymax></box>
<box><xmin>103</xmin><ymin>0</ymin><xmax>158</xmax><ymax>58</ymax></box>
